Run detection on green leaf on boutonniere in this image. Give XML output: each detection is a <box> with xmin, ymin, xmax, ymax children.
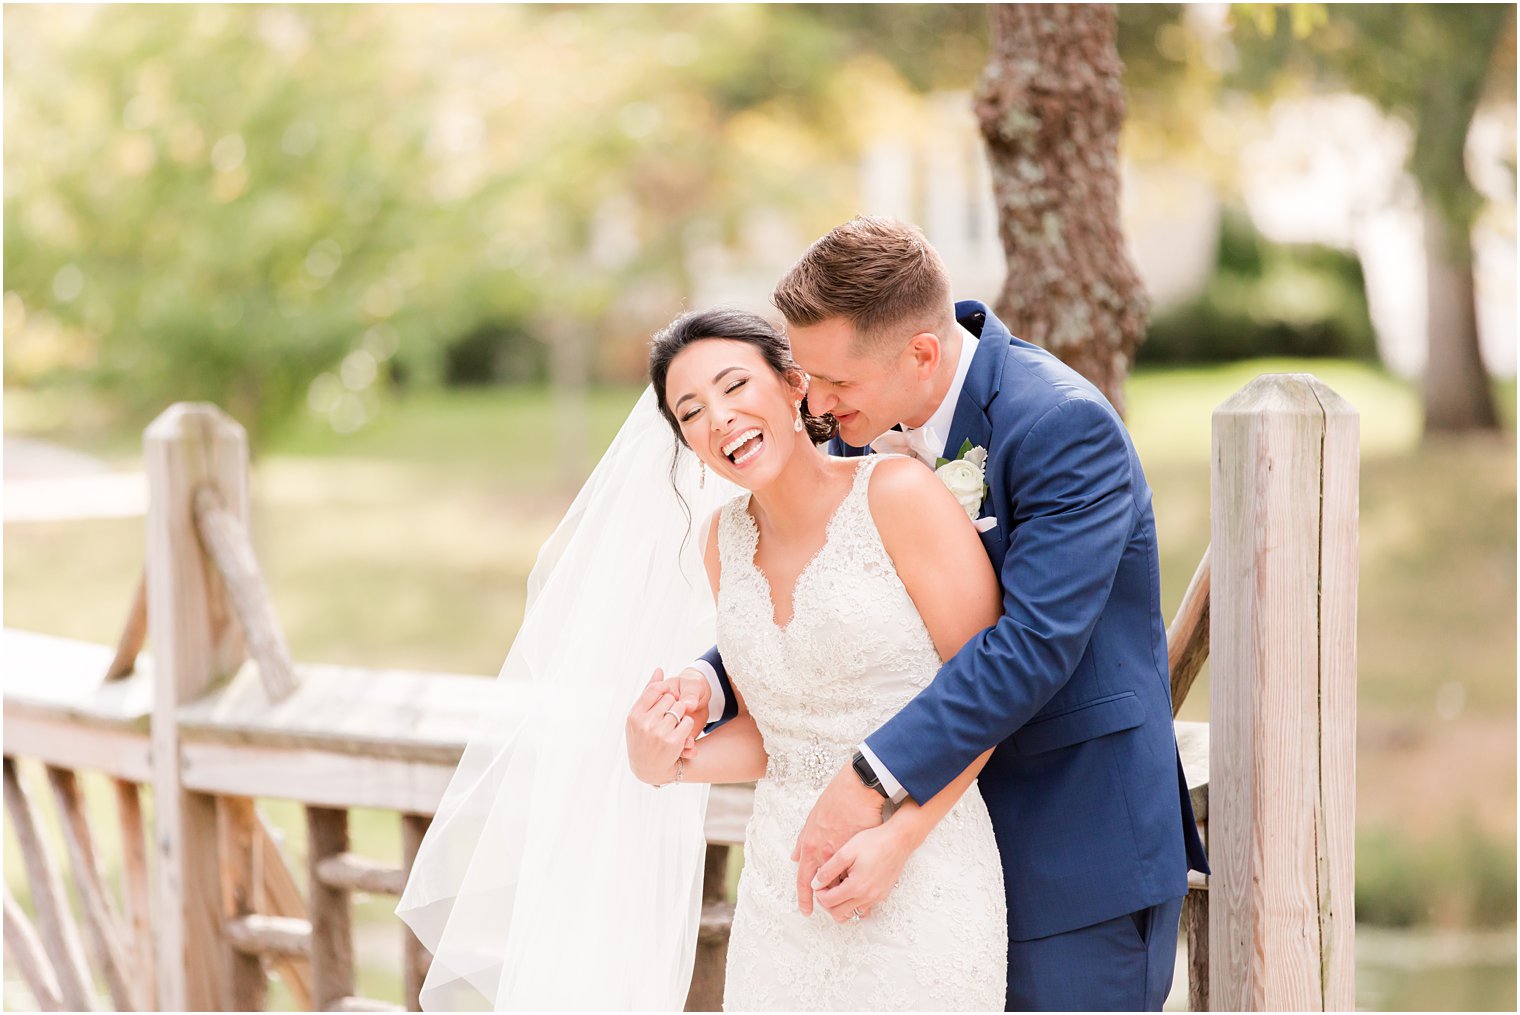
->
<box><xmin>935</xmin><ymin>457</ymin><xmax>950</xmax><ymax>469</ymax></box>
<box><xmin>957</xmin><ymin>438</ymin><xmax>974</xmax><ymax>459</ymax></box>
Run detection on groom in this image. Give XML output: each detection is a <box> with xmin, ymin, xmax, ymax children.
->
<box><xmin>672</xmin><ymin>216</ymin><xmax>1207</xmax><ymax>1010</ymax></box>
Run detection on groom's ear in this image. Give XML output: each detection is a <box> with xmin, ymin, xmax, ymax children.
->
<box><xmin>905</xmin><ymin>332</ymin><xmax>942</xmax><ymax>379</ymax></box>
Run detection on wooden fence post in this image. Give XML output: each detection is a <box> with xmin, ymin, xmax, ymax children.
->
<box><xmin>1210</xmin><ymin>374</ymin><xmax>1357</xmax><ymax>1010</ymax></box>
<box><xmin>145</xmin><ymin>402</ymin><xmax>251</xmax><ymax>1010</ymax></box>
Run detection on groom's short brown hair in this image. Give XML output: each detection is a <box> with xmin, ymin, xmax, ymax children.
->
<box><xmin>772</xmin><ymin>216</ymin><xmax>955</xmax><ymax>352</ymax></box>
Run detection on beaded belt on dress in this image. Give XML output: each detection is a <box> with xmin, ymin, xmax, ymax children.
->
<box><xmin>764</xmin><ymin>738</ymin><xmax>849</xmax><ymax>788</ymax></box>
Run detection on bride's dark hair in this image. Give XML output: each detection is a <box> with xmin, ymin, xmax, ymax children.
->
<box><xmin>649</xmin><ymin>308</ymin><xmax>837</xmax><ymax>447</ymax></box>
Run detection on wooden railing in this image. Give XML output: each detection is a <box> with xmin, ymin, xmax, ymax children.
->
<box><xmin>2</xmin><ymin>375</ymin><xmax>1356</xmax><ymax>1011</ymax></box>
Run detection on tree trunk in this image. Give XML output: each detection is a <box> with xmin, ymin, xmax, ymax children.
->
<box><xmin>1422</xmin><ymin>206</ymin><xmax>1498</xmax><ymax>434</ymax></box>
<box><xmin>974</xmin><ymin>3</ymin><xmax>1147</xmax><ymax>416</ymax></box>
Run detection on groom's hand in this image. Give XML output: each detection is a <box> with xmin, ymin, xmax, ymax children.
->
<box><xmin>792</xmin><ymin>763</ymin><xmax>886</xmax><ymax>916</ymax></box>
<box><xmin>654</xmin><ymin>667</ymin><xmax>710</xmax><ymax>758</ymax></box>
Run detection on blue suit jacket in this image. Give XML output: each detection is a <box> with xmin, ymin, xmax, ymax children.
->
<box><xmin>703</xmin><ymin>301</ymin><xmax>1207</xmax><ymax>941</ymax></box>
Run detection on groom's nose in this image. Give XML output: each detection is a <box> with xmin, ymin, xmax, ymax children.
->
<box><xmin>810</xmin><ymin>387</ymin><xmax>839</xmax><ymax>415</ymax></box>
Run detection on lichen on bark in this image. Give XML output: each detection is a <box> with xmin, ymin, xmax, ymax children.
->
<box><xmin>975</xmin><ymin>2</ymin><xmax>1148</xmax><ymax>416</ymax></box>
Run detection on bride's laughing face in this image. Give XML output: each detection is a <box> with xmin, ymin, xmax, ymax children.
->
<box><xmin>665</xmin><ymin>339</ymin><xmax>809</xmax><ymax>490</ymax></box>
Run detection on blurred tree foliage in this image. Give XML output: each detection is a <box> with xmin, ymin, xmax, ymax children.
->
<box><xmin>1228</xmin><ymin>3</ymin><xmax>1515</xmax><ymax>434</ymax></box>
<box><xmin>1141</xmin><ymin>208</ymin><xmax>1378</xmax><ymax>365</ymax></box>
<box><xmin>3</xmin><ymin>5</ymin><xmax>988</xmax><ymax>445</ymax></box>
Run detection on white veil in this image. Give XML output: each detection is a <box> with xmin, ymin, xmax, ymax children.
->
<box><xmin>396</xmin><ymin>386</ymin><xmax>740</xmax><ymax>1011</ymax></box>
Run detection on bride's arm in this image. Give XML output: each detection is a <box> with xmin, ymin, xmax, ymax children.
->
<box><xmin>626</xmin><ymin>507</ymin><xmax>769</xmax><ymax>786</ymax></box>
<box><xmin>812</xmin><ymin>457</ymin><xmax>1001</xmax><ymax>919</ymax></box>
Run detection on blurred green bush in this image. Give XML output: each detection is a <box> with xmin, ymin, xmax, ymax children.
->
<box><xmin>1141</xmin><ymin>209</ymin><xmax>1380</xmax><ymax>365</ymax></box>
<box><xmin>1358</xmin><ymin>818</ymin><xmax>1518</xmax><ymax>928</ymax></box>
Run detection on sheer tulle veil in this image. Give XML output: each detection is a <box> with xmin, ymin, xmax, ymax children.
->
<box><xmin>396</xmin><ymin>387</ymin><xmax>740</xmax><ymax>1010</ymax></box>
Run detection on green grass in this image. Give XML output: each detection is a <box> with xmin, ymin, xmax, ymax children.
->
<box><xmin>4</xmin><ymin>360</ymin><xmax>1515</xmax><ymax>1008</ymax></box>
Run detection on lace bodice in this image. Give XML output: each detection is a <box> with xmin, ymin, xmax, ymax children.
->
<box><xmin>714</xmin><ymin>455</ymin><xmax>1007</xmax><ymax>1011</ymax></box>
<box><xmin>716</xmin><ymin>456</ymin><xmax>945</xmax><ymax>786</ymax></box>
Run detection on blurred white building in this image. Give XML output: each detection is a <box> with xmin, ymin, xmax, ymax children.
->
<box><xmin>689</xmin><ymin>90</ymin><xmax>1516</xmax><ymax>381</ymax></box>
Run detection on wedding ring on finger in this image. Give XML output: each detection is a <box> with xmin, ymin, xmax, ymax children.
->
<box><xmin>662</xmin><ymin>709</ymin><xmax>682</xmax><ymax>722</ymax></box>
<box><xmin>850</xmin><ymin>908</ymin><xmax>862</xmax><ymax>922</ymax></box>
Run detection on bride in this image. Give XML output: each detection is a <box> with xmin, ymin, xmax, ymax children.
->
<box><xmin>631</xmin><ymin>308</ymin><xmax>1007</xmax><ymax>1010</ymax></box>
<box><xmin>397</xmin><ymin>308</ymin><xmax>1006</xmax><ymax>1011</ymax></box>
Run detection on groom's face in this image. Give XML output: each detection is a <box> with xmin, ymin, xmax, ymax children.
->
<box><xmin>788</xmin><ymin>316</ymin><xmax>933</xmax><ymax>448</ymax></box>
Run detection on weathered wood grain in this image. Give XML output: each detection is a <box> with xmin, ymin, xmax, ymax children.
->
<box><xmin>113</xmin><ymin>778</ymin><xmax>156</xmax><ymax>1010</ymax></box>
<box><xmin>193</xmin><ymin>486</ymin><xmax>299</xmax><ymax>701</ymax></box>
<box><xmin>4</xmin><ymin>883</ymin><xmax>65</xmax><ymax>1011</ymax></box>
<box><xmin>1167</xmin><ymin>546</ymin><xmax>1210</xmax><ymax>716</ymax></box>
<box><xmin>400</xmin><ymin>814</ymin><xmax>433</xmax><ymax>1012</ymax></box>
<box><xmin>105</xmin><ymin>568</ymin><xmax>148</xmax><ymax>682</ymax></box>
<box><xmin>225</xmin><ymin>914</ymin><xmax>314</xmax><ymax>958</ymax></box>
<box><xmin>1309</xmin><ymin>376</ymin><xmax>1359</xmax><ymax>1011</ymax></box>
<box><xmin>3</xmin><ymin>760</ymin><xmax>94</xmax><ymax>1010</ymax></box>
<box><xmin>308</xmin><ymin>806</ymin><xmax>356</xmax><ymax>1009</ymax></box>
<box><xmin>1210</xmin><ymin>374</ymin><xmax>1357</xmax><ymax>1010</ymax></box>
<box><xmin>217</xmin><ymin>795</ymin><xmax>269</xmax><ymax>1010</ymax></box>
<box><xmin>256</xmin><ymin>813</ymin><xmax>315</xmax><ymax>1010</ymax></box>
<box><xmin>314</xmin><ymin>853</ymin><xmax>406</xmax><ymax>896</ymax></box>
<box><xmin>145</xmin><ymin>402</ymin><xmax>250</xmax><ymax>1010</ymax></box>
<box><xmin>45</xmin><ymin>766</ymin><xmax>136</xmax><ymax>1010</ymax></box>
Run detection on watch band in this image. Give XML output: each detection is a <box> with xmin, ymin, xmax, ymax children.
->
<box><xmin>852</xmin><ymin>749</ymin><xmax>889</xmax><ymax>799</ymax></box>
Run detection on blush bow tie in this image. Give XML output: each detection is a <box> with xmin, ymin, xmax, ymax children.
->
<box><xmin>870</xmin><ymin>425</ymin><xmax>943</xmax><ymax>467</ymax></box>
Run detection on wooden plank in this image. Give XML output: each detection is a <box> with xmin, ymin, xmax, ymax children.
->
<box><xmin>256</xmin><ymin>813</ymin><xmax>315</xmax><ymax>1010</ymax></box>
<box><xmin>685</xmin><ymin>844</ymin><xmax>733</xmax><ymax>1012</ymax></box>
<box><xmin>106</xmin><ymin>569</ymin><xmax>149</xmax><ymax>681</ymax></box>
<box><xmin>1210</xmin><ymin>374</ymin><xmax>1353</xmax><ymax>1010</ymax></box>
<box><xmin>1308</xmin><ymin>376</ymin><xmax>1359</xmax><ymax>1010</ymax></box>
<box><xmin>216</xmin><ymin>795</ymin><xmax>269</xmax><ymax>1010</ymax></box>
<box><xmin>1174</xmin><ymin>720</ymin><xmax>1210</xmax><ymax>824</ymax></box>
<box><xmin>181</xmin><ymin>739</ymin><xmax>458</xmax><ymax>814</ymax></box>
<box><xmin>315</xmin><ymin>853</ymin><xmax>406</xmax><ymax>896</ymax></box>
<box><xmin>4</xmin><ymin>884</ymin><xmax>65</xmax><ymax>1011</ymax></box>
<box><xmin>308</xmin><ymin>807</ymin><xmax>356</xmax><ymax>1010</ymax></box>
<box><xmin>704</xmin><ymin>783</ymin><xmax>754</xmax><ymax>847</ymax></box>
<box><xmin>174</xmin><ymin>662</ymin><xmax>509</xmax><ymax>763</ymax></box>
<box><xmin>3</xmin><ymin>759</ymin><xmax>95</xmax><ymax>1011</ymax></box>
<box><xmin>1185</xmin><ymin>886</ymin><xmax>1209</xmax><ymax>1012</ymax></box>
<box><xmin>145</xmin><ymin>402</ymin><xmax>251</xmax><ymax>1011</ymax></box>
<box><xmin>45</xmin><ymin>766</ymin><xmax>137</xmax><ymax>1010</ymax></box>
<box><xmin>114</xmin><ymin>779</ymin><xmax>156</xmax><ymax>1010</ymax></box>
<box><xmin>1167</xmin><ymin>545</ymin><xmax>1210</xmax><ymax>716</ymax></box>
<box><xmin>331</xmin><ymin>997</ymin><xmax>403</xmax><ymax>1012</ymax></box>
<box><xmin>2</xmin><ymin>628</ymin><xmax>154</xmax><ymax>726</ymax></box>
<box><xmin>225</xmin><ymin>914</ymin><xmax>313</xmax><ymax>958</ymax></box>
<box><xmin>3</xmin><ymin>709</ymin><xmax>153</xmax><ymax>783</ymax></box>
<box><xmin>193</xmin><ymin>486</ymin><xmax>299</xmax><ymax>701</ymax></box>
<box><xmin>400</xmin><ymin>814</ymin><xmax>432</xmax><ymax>1013</ymax></box>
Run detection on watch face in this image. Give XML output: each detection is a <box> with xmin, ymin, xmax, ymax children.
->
<box><xmin>852</xmin><ymin>753</ymin><xmax>878</xmax><ymax>787</ymax></box>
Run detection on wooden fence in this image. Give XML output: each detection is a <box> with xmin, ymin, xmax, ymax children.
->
<box><xmin>2</xmin><ymin>374</ymin><xmax>1356</xmax><ymax>1011</ymax></box>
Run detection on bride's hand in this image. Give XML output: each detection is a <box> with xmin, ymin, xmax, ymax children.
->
<box><xmin>810</xmin><ymin>821</ymin><xmax>918</xmax><ymax>923</ymax></box>
<box><xmin>625</xmin><ymin>669</ymin><xmax>695</xmax><ymax>785</ymax></box>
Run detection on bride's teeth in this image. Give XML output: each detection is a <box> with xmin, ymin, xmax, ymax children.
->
<box><xmin>722</xmin><ymin>429</ymin><xmax>761</xmax><ymax>457</ymax></box>
<box><xmin>732</xmin><ymin>434</ymin><xmax>764</xmax><ymax>466</ymax></box>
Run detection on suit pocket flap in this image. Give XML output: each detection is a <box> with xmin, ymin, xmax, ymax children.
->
<box><xmin>1013</xmin><ymin>691</ymin><xmax>1145</xmax><ymax>756</ymax></box>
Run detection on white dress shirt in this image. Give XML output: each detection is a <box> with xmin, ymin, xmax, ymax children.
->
<box><xmin>698</xmin><ymin>324</ymin><xmax>981</xmax><ymax>805</ymax></box>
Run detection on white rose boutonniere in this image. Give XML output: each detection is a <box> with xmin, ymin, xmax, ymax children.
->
<box><xmin>935</xmin><ymin>439</ymin><xmax>992</xmax><ymax>526</ymax></box>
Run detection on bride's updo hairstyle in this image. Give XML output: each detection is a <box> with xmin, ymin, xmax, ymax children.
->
<box><xmin>649</xmin><ymin>308</ymin><xmax>837</xmax><ymax>447</ymax></box>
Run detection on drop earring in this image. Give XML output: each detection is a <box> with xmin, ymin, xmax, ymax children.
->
<box><xmin>793</xmin><ymin>400</ymin><xmax>805</xmax><ymax>433</ymax></box>
<box><xmin>699</xmin><ymin>460</ymin><xmax>706</xmax><ymax>489</ymax></box>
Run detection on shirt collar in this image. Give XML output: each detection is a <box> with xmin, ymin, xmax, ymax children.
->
<box><xmin>912</xmin><ymin>323</ymin><xmax>978</xmax><ymax>459</ymax></box>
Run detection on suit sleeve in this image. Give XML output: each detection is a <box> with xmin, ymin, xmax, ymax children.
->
<box><xmin>864</xmin><ymin>397</ymin><xmax>1136</xmax><ymax>803</ymax></box>
<box><xmin>699</xmin><ymin>645</ymin><xmax>740</xmax><ymax>734</ymax></box>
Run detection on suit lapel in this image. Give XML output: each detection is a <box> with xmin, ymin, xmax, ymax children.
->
<box><xmin>942</xmin><ymin>300</ymin><xmax>1010</xmax><ymax>462</ymax></box>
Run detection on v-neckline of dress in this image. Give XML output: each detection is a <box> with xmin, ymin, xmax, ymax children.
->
<box><xmin>739</xmin><ymin>457</ymin><xmax>871</xmax><ymax>634</ymax></box>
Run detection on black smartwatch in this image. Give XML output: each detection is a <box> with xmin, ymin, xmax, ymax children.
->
<box><xmin>851</xmin><ymin>749</ymin><xmax>890</xmax><ymax>799</ymax></box>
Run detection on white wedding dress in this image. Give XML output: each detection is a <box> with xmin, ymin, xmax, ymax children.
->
<box><xmin>716</xmin><ymin>455</ymin><xmax>1007</xmax><ymax>1012</ymax></box>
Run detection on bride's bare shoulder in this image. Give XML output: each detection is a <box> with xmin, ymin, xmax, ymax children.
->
<box><xmin>699</xmin><ymin>505</ymin><xmax>726</xmax><ymax>596</ymax></box>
